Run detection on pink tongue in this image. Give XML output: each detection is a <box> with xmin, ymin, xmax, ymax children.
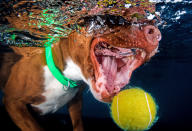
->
<box><xmin>102</xmin><ymin>56</ymin><xmax>117</xmax><ymax>94</ymax></box>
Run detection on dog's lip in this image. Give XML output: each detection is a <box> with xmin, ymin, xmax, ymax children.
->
<box><xmin>90</xmin><ymin>78</ymin><xmax>113</xmax><ymax>102</ymax></box>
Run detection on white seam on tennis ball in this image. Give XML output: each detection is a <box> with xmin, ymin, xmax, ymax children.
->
<box><xmin>116</xmin><ymin>95</ymin><xmax>122</xmax><ymax>127</ymax></box>
<box><xmin>145</xmin><ymin>92</ymin><xmax>152</xmax><ymax>127</ymax></box>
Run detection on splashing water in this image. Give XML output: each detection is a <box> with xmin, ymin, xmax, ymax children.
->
<box><xmin>0</xmin><ymin>0</ymin><xmax>157</xmax><ymax>47</ymax></box>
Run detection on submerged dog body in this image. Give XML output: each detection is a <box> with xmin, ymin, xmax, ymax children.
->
<box><xmin>0</xmin><ymin>42</ymin><xmax>85</xmax><ymax>131</ymax></box>
<box><xmin>0</xmin><ymin>8</ymin><xmax>161</xmax><ymax>130</ymax></box>
<box><xmin>0</xmin><ymin>24</ymin><xmax>161</xmax><ymax>130</ymax></box>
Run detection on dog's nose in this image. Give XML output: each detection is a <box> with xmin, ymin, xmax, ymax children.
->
<box><xmin>144</xmin><ymin>25</ymin><xmax>161</xmax><ymax>45</ymax></box>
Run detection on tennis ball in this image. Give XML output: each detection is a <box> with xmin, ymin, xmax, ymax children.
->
<box><xmin>111</xmin><ymin>88</ymin><xmax>158</xmax><ymax>131</ymax></box>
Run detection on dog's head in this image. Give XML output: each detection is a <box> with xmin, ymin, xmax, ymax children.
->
<box><xmin>63</xmin><ymin>12</ymin><xmax>161</xmax><ymax>102</ymax></box>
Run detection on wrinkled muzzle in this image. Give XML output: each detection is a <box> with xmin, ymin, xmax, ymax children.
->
<box><xmin>90</xmin><ymin>24</ymin><xmax>161</xmax><ymax>102</ymax></box>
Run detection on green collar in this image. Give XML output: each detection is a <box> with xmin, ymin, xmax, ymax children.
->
<box><xmin>45</xmin><ymin>45</ymin><xmax>77</xmax><ymax>88</ymax></box>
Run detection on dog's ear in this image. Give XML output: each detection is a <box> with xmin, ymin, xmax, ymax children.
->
<box><xmin>11</xmin><ymin>47</ymin><xmax>43</xmax><ymax>57</ymax></box>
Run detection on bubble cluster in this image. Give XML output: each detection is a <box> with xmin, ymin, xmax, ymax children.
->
<box><xmin>0</xmin><ymin>0</ymin><xmax>157</xmax><ymax>47</ymax></box>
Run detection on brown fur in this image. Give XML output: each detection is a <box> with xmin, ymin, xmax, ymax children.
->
<box><xmin>1</xmin><ymin>46</ymin><xmax>46</xmax><ymax>131</ymax></box>
<box><xmin>0</xmin><ymin>52</ymin><xmax>21</xmax><ymax>89</ymax></box>
<box><xmin>0</xmin><ymin>27</ymin><xmax>100</xmax><ymax>130</ymax></box>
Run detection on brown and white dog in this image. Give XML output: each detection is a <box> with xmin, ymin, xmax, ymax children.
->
<box><xmin>0</xmin><ymin>12</ymin><xmax>161</xmax><ymax>131</ymax></box>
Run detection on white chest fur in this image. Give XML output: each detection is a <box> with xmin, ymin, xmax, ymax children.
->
<box><xmin>32</xmin><ymin>65</ymin><xmax>79</xmax><ymax>115</ymax></box>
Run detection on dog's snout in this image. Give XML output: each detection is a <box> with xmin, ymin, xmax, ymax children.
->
<box><xmin>144</xmin><ymin>25</ymin><xmax>162</xmax><ymax>45</ymax></box>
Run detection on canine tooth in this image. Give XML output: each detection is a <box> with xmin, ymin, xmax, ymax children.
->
<box><xmin>108</xmin><ymin>45</ymin><xmax>115</xmax><ymax>49</ymax></box>
<box><xmin>108</xmin><ymin>45</ymin><xmax>112</xmax><ymax>48</ymax></box>
<box><xmin>131</xmin><ymin>56</ymin><xmax>134</xmax><ymax>60</ymax></box>
<box><xmin>141</xmin><ymin>51</ymin><xmax>146</xmax><ymax>58</ymax></box>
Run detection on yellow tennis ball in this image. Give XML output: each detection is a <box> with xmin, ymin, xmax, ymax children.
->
<box><xmin>111</xmin><ymin>88</ymin><xmax>158</xmax><ymax>131</ymax></box>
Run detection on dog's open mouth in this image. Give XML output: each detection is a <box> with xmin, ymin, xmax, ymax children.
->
<box><xmin>90</xmin><ymin>38</ymin><xmax>147</xmax><ymax>102</ymax></box>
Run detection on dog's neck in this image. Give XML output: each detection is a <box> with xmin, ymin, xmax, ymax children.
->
<box><xmin>51</xmin><ymin>41</ymin><xmax>66</xmax><ymax>72</ymax></box>
<box><xmin>52</xmin><ymin>37</ymin><xmax>91</xmax><ymax>85</ymax></box>
<box><xmin>11</xmin><ymin>31</ymin><xmax>94</xmax><ymax>87</ymax></box>
<box><xmin>59</xmin><ymin>32</ymin><xmax>94</xmax><ymax>82</ymax></box>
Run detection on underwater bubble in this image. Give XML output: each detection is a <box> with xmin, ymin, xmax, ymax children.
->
<box><xmin>0</xmin><ymin>0</ymin><xmax>157</xmax><ymax>47</ymax></box>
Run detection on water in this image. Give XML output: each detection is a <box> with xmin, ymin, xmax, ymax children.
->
<box><xmin>0</xmin><ymin>0</ymin><xmax>155</xmax><ymax>47</ymax></box>
<box><xmin>0</xmin><ymin>0</ymin><xmax>192</xmax><ymax>130</ymax></box>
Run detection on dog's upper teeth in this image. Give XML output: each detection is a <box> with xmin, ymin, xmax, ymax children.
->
<box><xmin>108</xmin><ymin>45</ymin><xmax>114</xmax><ymax>49</ymax></box>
